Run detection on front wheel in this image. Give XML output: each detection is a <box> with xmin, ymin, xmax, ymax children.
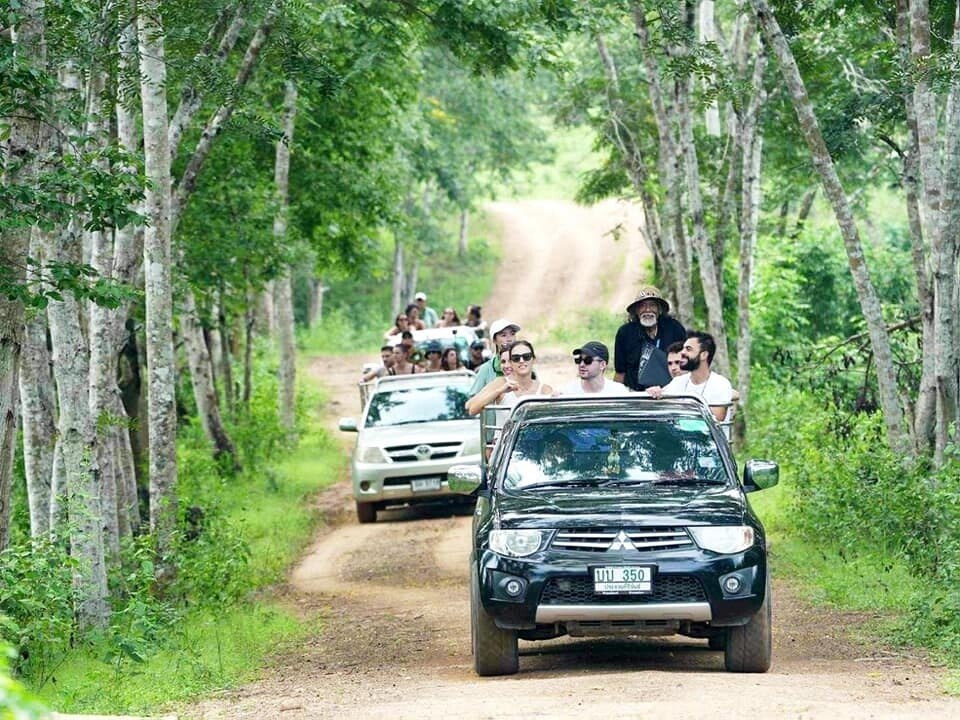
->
<box><xmin>355</xmin><ymin>501</ymin><xmax>376</xmax><ymax>524</ymax></box>
<box><xmin>470</xmin><ymin>563</ymin><xmax>518</xmax><ymax>676</ymax></box>
<box><xmin>724</xmin><ymin>576</ymin><xmax>772</xmax><ymax>672</ymax></box>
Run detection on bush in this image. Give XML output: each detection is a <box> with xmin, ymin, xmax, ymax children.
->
<box><xmin>748</xmin><ymin>370</ymin><xmax>960</xmax><ymax>663</ymax></box>
<box><xmin>0</xmin><ymin>538</ymin><xmax>77</xmax><ymax>682</ymax></box>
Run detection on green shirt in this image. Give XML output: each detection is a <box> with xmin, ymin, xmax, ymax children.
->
<box><xmin>468</xmin><ymin>354</ymin><xmax>502</xmax><ymax>396</ymax></box>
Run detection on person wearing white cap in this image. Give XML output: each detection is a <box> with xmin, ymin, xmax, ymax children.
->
<box><xmin>467</xmin><ymin>317</ymin><xmax>520</xmax><ymax>396</ymax></box>
<box><xmin>413</xmin><ymin>292</ymin><xmax>439</xmax><ymax>328</ymax></box>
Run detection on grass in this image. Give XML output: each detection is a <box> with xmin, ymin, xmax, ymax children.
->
<box><xmin>32</xmin><ymin>373</ymin><xmax>345</xmax><ymax>715</ymax></box>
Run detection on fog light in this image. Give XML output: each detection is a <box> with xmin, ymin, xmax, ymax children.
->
<box><xmin>360</xmin><ymin>481</ymin><xmax>371</xmax><ymax>492</ymax></box>
<box><xmin>504</xmin><ymin>579</ymin><xmax>524</xmax><ymax>597</ymax></box>
<box><xmin>722</xmin><ymin>575</ymin><xmax>743</xmax><ymax>594</ymax></box>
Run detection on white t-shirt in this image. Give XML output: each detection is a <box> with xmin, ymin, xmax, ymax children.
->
<box><xmin>557</xmin><ymin>378</ymin><xmax>630</xmax><ymax>396</ymax></box>
<box><xmin>662</xmin><ymin>371</ymin><xmax>733</xmax><ymax>406</ymax></box>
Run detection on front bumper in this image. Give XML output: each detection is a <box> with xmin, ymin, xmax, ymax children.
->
<box><xmin>476</xmin><ymin>543</ymin><xmax>767</xmax><ymax>631</ymax></box>
<box><xmin>352</xmin><ymin>453</ymin><xmax>482</xmax><ymax>503</ymax></box>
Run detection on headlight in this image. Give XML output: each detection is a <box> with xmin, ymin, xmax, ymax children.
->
<box><xmin>688</xmin><ymin>526</ymin><xmax>755</xmax><ymax>554</ymax></box>
<box><xmin>359</xmin><ymin>445</ymin><xmax>386</xmax><ymax>463</ymax></box>
<box><xmin>489</xmin><ymin>529</ymin><xmax>547</xmax><ymax>557</ymax></box>
<box><xmin>461</xmin><ymin>435</ymin><xmax>482</xmax><ymax>457</ymax></box>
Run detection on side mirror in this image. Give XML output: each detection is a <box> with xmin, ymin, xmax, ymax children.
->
<box><xmin>743</xmin><ymin>460</ymin><xmax>779</xmax><ymax>492</ymax></box>
<box><xmin>448</xmin><ymin>464</ymin><xmax>483</xmax><ymax>495</ymax></box>
<box><xmin>338</xmin><ymin>417</ymin><xmax>358</xmax><ymax>432</ymax></box>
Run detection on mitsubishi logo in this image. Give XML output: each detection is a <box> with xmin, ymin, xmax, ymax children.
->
<box><xmin>609</xmin><ymin>530</ymin><xmax>635</xmax><ymax>551</ymax></box>
<box><xmin>414</xmin><ymin>444</ymin><xmax>432</xmax><ymax>458</ymax></box>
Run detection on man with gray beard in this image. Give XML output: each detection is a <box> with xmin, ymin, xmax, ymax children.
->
<box><xmin>613</xmin><ymin>285</ymin><xmax>686</xmax><ymax>392</ymax></box>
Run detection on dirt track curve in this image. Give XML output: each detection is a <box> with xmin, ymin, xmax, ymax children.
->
<box><xmin>189</xmin><ymin>199</ymin><xmax>960</xmax><ymax>720</ymax></box>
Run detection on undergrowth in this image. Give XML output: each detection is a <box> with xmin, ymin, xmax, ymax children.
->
<box><xmin>3</xmin><ymin>349</ymin><xmax>343</xmax><ymax>715</ymax></box>
<box><xmin>746</xmin><ymin>370</ymin><xmax>960</xmax><ymax>679</ymax></box>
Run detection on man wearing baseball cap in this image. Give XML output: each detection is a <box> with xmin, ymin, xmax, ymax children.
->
<box><xmin>613</xmin><ymin>285</ymin><xmax>686</xmax><ymax>391</ymax></box>
<box><xmin>413</xmin><ymin>291</ymin><xmax>439</xmax><ymax>328</ymax></box>
<box><xmin>468</xmin><ymin>318</ymin><xmax>520</xmax><ymax>396</ymax></box>
<box><xmin>465</xmin><ymin>339</ymin><xmax>487</xmax><ymax>371</ymax></box>
<box><xmin>557</xmin><ymin>341</ymin><xmax>629</xmax><ymax>396</ymax></box>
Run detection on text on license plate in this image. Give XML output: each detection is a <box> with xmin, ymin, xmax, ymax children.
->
<box><xmin>410</xmin><ymin>477</ymin><xmax>442</xmax><ymax>492</ymax></box>
<box><xmin>593</xmin><ymin>566</ymin><xmax>653</xmax><ymax>594</ymax></box>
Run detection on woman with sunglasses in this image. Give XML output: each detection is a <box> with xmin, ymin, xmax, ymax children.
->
<box><xmin>465</xmin><ymin>345</ymin><xmax>515</xmax><ymax>415</ymax></box>
<box><xmin>384</xmin><ymin>312</ymin><xmax>410</xmax><ymax>339</ymax></box>
<box><xmin>500</xmin><ymin>340</ymin><xmax>553</xmax><ymax>407</ymax></box>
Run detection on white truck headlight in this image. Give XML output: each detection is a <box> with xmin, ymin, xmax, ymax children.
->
<box><xmin>359</xmin><ymin>445</ymin><xmax>386</xmax><ymax>463</ymax></box>
<box><xmin>689</xmin><ymin>526</ymin><xmax>755</xmax><ymax>554</ymax></box>
<box><xmin>489</xmin><ymin>529</ymin><xmax>547</xmax><ymax>557</ymax></box>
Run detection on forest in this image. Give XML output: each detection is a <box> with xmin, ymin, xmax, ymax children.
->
<box><xmin>2</xmin><ymin>0</ymin><xmax>960</xmax><ymax>715</ymax></box>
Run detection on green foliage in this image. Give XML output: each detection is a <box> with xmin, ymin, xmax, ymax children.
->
<box><xmin>748</xmin><ymin>371</ymin><xmax>960</xmax><ymax>664</ymax></box>
<box><xmin>0</xmin><ymin>644</ymin><xmax>46</xmax><ymax>720</ymax></box>
<box><xmin>0</xmin><ymin>539</ymin><xmax>78</xmax><ymax>683</ymax></box>
<box><xmin>302</xmin><ymin>215</ymin><xmax>501</xmax><ymax>354</ymax></box>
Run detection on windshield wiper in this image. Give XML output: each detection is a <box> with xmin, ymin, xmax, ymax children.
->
<box><xmin>523</xmin><ymin>477</ymin><xmax>621</xmax><ymax>490</ymax></box>
<box><xmin>651</xmin><ymin>476</ymin><xmax>723</xmax><ymax>485</ymax></box>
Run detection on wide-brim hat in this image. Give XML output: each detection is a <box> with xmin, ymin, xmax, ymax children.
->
<box><xmin>626</xmin><ymin>285</ymin><xmax>670</xmax><ymax>315</ymax></box>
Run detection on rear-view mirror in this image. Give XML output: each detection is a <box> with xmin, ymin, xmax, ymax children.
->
<box><xmin>338</xmin><ymin>417</ymin><xmax>358</xmax><ymax>432</ymax></box>
<box><xmin>743</xmin><ymin>460</ymin><xmax>779</xmax><ymax>492</ymax></box>
<box><xmin>448</xmin><ymin>464</ymin><xmax>483</xmax><ymax>495</ymax></box>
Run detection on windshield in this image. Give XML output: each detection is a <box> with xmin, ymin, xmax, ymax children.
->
<box><xmin>502</xmin><ymin>417</ymin><xmax>728</xmax><ymax>490</ymax></box>
<box><xmin>365</xmin><ymin>383</ymin><xmax>471</xmax><ymax>427</ymax></box>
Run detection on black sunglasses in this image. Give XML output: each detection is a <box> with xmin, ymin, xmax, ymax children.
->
<box><xmin>574</xmin><ymin>355</ymin><xmax>601</xmax><ymax>365</ymax></box>
<box><xmin>510</xmin><ymin>352</ymin><xmax>534</xmax><ymax>362</ymax></box>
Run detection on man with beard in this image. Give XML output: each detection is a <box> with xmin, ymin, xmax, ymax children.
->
<box><xmin>647</xmin><ymin>331</ymin><xmax>732</xmax><ymax>422</ymax></box>
<box><xmin>613</xmin><ymin>285</ymin><xmax>686</xmax><ymax>391</ymax></box>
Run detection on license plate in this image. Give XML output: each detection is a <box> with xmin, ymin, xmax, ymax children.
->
<box><xmin>593</xmin><ymin>566</ymin><xmax>653</xmax><ymax>594</ymax></box>
<box><xmin>410</xmin><ymin>477</ymin><xmax>442</xmax><ymax>492</ymax></box>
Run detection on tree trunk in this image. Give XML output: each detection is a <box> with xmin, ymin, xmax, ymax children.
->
<box><xmin>19</xmin><ymin>301</ymin><xmax>56</xmax><ymax>538</ymax></box>
<box><xmin>138</xmin><ymin>0</ymin><xmax>179</xmax><ymax>566</ymax></box>
<box><xmin>243</xmin><ymin>295</ymin><xmax>255</xmax><ymax>410</ymax></box>
<box><xmin>753</xmin><ymin>0</ymin><xmax>910</xmax><ymax>455</ymax></box>
<box><xmin>214</xmin><ymin>291</ymin><xmax>235</xmax><ymax>416</ymax></box>
<box><xmin>182</xmin><ymin>290</ymin><xmax>237</xmax><ymax>462</ymax></box>
<box><xmin>633</xmin><ymin>2</ymin><xmax>694</xmax><ymax>325</ymax></box>
<box><xmin>677</xmin><ymin>72</ymin><xmax>730</xmax><ymax>373</ymax></box>
<box><xmin>735</xmin><ymin>46</ymin><xmax>767</xmax><ymax>446</ymax></box>
<box><xmin>273</xmin><ymin>80</ymin><xmax>298</xmax><ymax>439</ymax></box>
<box><xmin>170</xmin><ymin>1</ymin><xmax>280</xmax><ymax>236</ymax></box>
<box><xmin>458</xmin><ymin>208</ymin><xmax>470</xmax><ymax>257</ymax></box>
<box><xmin>699</xmin><ymin>0</ymin><xmax>721</xmax><ymax>136</ymax></box>
<box><xmin>0</xmin><ymin>0</ymin><xmax>46</xmax><ymax>549</ymax></box>
<box><xmin>392</xmin><ymin>239</ymin><xmax>404</xmax><ymax>317</ymax></box>
<box><xmin>929</xmin><ymin>0</ymin><xmax>960</xmax><ymax>463</ymax></box>
<box><xmin>895</xmin><ymin>0</ymin><xmax>936</xmax><ymax>451</ymax></box>
<box><xmin>595</xmin><ymin>34</ymin><xmax>665</xmax><ymax>282</ymax></box>
<box><xmin>46</xmin><ymin>218</ymin><xmax>110</xmax><ymax>630</ymax></box>
<box><xmin>113</xmin><ymin>0</ymin><xmax>143</xmax><ymax>536</ymax></box>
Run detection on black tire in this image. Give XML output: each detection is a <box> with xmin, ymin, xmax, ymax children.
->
<box><xmin>470</xmin><ymin>563</ymin><xmax>518</xmax><ymax>676</ymax></box>
<box><xmin>724</xmin><ymin>576</ymin><xmax>772</xmax><ymax>673</ymax></box>
<box><xmin>356</xmin><ymin>501</ymin><xmax>376</xmax><ymax>524</ymax></box>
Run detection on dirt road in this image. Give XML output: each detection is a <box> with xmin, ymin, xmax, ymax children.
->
<box><xmin>189</xmin><ymin>200</ymin><xmax>959</xmax><ymax>719</ymax></box>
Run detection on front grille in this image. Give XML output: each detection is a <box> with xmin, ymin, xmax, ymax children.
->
<box><xmin>551</xmin><ymin>527</ymin><xmax>694</xmax><ymax>553</ymax></box>
<box><xmin>384</xmin><ymin>441</ymin><xmax>462</xmax><ymax>462</ymax></box>
<box><xmin>540</xmin><ymin>575</ymin><xmax>706</xmax><ymax>605</ymax></box>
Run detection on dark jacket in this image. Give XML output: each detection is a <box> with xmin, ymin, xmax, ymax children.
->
<box><xmin>613</xmin><ymin>316</ymin><xmax>687</xmax><ymax>391</ymax></box>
